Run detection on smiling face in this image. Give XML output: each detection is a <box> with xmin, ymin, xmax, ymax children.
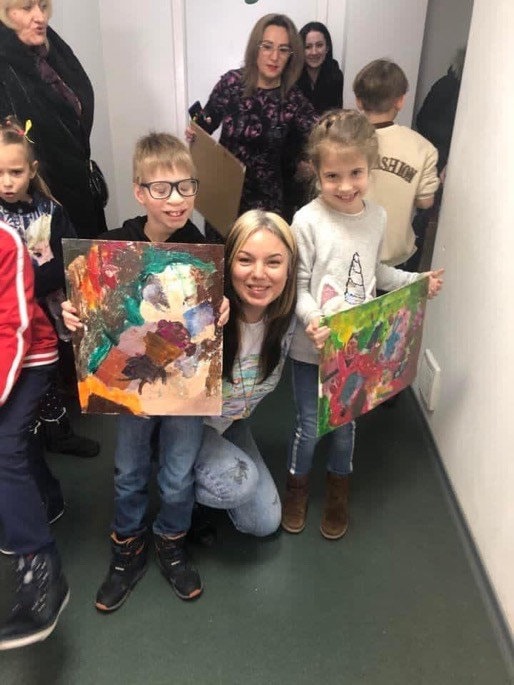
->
<box><xmin>6</xmin><ymin>1</ymin><xmax>50</xmax><ymax>47</ymax></box>
<box><xmin>134</xmin><ymin>165</ymin><xmax>195</xmax><ymax>242</ymax></box>
<box><xmin>317</xmin><ymin>145</ymin><xmax>370</xmax><ymax>214</ymax></box>
<box><xmin>256</xmin><ymin>24</ymin><xmax>291</xmax><ymax>89</ymax></box>
<box><xmin>231</xmin><ymin>228</ymin><xmax>290</xmax><ymax>323</ymax></box>
<box><xmin>0</xmin><ymin>142</ymin><xmax>36</xmax><ymax>203</ymax></box>
<box><xmin>304</xmin><ymin>30</ymin><xmax>328</xmax><ymax>71</ymax></box>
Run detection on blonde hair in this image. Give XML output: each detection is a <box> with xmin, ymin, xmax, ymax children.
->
<box><xmin>0</xmin><ymin>115</ymin><xmax>53</xmax><ymax>198</ymax></box>
<box><xmin>242</xmin><ymin>13</ymin><xmax>304</xmax><ymax>99</ymax></box>
<box><xmin>307</xmin><ymin>109</ymin><xmax>379</xmax><ymax>174</ymax></box>
<box><xmin>0</xmin><ymin>0</ymin><xmax>52</xmax><ymax>28</ymax></box>
<box><xmin>224</xmin><ymin>209</ymin><xmax>298</xmax><ymax>382</ymax></box>
<box><xmin>132</xmin><ymin>132</ymin><xmax>196</xmax><ymax>183</ymax></box>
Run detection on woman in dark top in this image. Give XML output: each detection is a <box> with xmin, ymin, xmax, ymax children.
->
<box><xmin>0</xmin><ymin>0</ymin><xmax>107</xmax><ymax>238</ymax></box>
<box><xmin>190</xmin><ymin>13</ymin><xmax>317</xmax><ymax>220</ymax></box>
<box><xmin>283</xmin><ymin>22</ymin><xmax>344</xmax><ymax>221</ymax></box>
<box><xmin>296</xmin><ymin>22</ymin><xmax>344</xmax><ymax>115</ymax></box>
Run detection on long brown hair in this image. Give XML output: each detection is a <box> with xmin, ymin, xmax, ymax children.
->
<box><xmin>0</xmin><ymin>116</ymin><xmax>54</xmax><ymax>199</ymax></box>
<box><xmin>223</xmin><ymin>209</ymin><xmax>298</xmax><ymax>383</ymax></box>
<box><xmin>242</xmin><ymin>14</ymin><xmax>304</xmax><ymax>99</ymax></box>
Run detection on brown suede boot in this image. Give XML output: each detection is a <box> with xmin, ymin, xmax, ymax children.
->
<box><xmin>320</xmin><ymin>472</ymin><xmax>350</xmax><ymax>540</ymax></box>
<box><xmin>281</xmin><ymin>473</ymin><xmax>309</xmax><ymax>534</ymax></box>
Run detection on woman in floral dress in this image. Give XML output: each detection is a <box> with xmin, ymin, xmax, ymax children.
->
<box><xmin>191</xmin><ymin>13</ymin><xmax>317</xmax><ymax>219</ymax></box>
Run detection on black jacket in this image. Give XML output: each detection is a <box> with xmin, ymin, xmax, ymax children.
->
<box><xmin>416</xmin><ymin>69</ymin><xmax>461</xmax><ymax>172</ymax></box>
<box><xmin>296</xmin><ymin>58</ymin><xmax>344</xmax><ymax>115</ymax></box>
<box><xmin>0</xmin><ymin>24</ymin><xmax>106</xmax><ymax>238</ymax></box>
<box><xmin>101</xmin><ymin>216</ymin><xmax>206</xmax><ymax>244</ymax></box>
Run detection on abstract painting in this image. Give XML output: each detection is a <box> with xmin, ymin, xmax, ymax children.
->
<box><xmin>62</xmin><ymin>239</ymin><xmax>224</xmax><ymax>416</ymax></box>
<box><xmin>318</xmin><ymin>276</ymin><xmax>429</xmax><ymax>436</ymax></box>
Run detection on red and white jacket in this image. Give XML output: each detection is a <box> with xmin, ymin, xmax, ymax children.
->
<box><xmin>0</xmin><ymin>221</ymin><xmax>58</xmax><ymax>407</ymax></box>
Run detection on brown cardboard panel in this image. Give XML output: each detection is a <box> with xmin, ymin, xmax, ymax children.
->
<box><xmin>189</xmin><ymin>121</ymin><xmax>246</xmax><ymax>237</ymax></box>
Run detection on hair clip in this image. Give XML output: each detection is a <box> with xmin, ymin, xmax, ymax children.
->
<box><xmin>23</xmin><ymin>119</ymin><xmax>34</xmax><ymax>143</ymax></box>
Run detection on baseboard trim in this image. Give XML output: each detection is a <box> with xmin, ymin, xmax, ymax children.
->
<box><xmin>407</xmin><ymin>387</ymin><xmax>514</xmax><ymax>678</ymax></box>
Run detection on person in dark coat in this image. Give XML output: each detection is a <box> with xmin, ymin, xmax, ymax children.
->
<box><xmin>283</xmin><ymin>21</ymin><xmax>344</xmax><ymax>221</ymax></box>
<box><xmin>406</xmin><ymin>48</ymin><xmax>466</xmax><ymax>272</ymax></box>
<box><xmin>0</xmin><ymin>0</ymin><xmax>107</xmax><ymax>238</ymax></box>
<box><xmin>296</xmin><ymin>21</ymin><xmax>344</xmax><ymax>115</ymax></box>
<box><xmin>415</xmin><ymin>48</ymin><xmax>465</xmax><ymax>173</ymax></box>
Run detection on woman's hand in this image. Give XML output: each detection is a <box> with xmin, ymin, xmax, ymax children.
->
<box><xmin>218</xmin><ymin>296</ymin><xmax>230</xmax><ymax>327</ymax></box>
<box><xmin>425</xmin><ymin>268</ymin><xmax>444</xmax><ymax>298</ymax></box>
<box><xmin>61</xmin><ymin>300</ymin><xmax>83</xmax><ymax>331</ymax></box>
<box><xmin>306</xmin><ymin>316</ymin><xmax>330</xmax><ymax>350</ymax></box>
<box><xmin>185</xmin><ymin>125</ymin><xmax>196</xmax><ymax>144</ymax></box>
<box><xmin>185</xmin><ymin>117</ymin><xmax>212</xmax><ymax>144</ymax></box>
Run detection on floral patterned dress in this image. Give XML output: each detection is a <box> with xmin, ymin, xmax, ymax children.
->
<box><xmin>200</xmin><ymin>69</ymin><xmax>317</xmax><ymax>217</ymax></box>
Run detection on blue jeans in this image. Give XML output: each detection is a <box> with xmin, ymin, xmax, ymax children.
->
<box><xmin>195</xmin><ymin>421</ymin><xmax>281</xmax><ymax>537</ymax></box>
<box><xmin>288</xmin><ymin>359</ymin><xmax>355</xmax><ymax>477</ymax></box>
<box><xmin>113</xmin><ymin>414</ymin><xmax>203</xmax><ymax>537</ymax></box>
<box><xmin>0</xmin><ymin>364</ymin><xmax>56</xmax><ymax>555</ymax></box>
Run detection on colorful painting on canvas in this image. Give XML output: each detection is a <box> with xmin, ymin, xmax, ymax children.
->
<box><xmin>63</xmin><ymin>239</ymin><xmax>224</xmax><ymax>416</ymax></box>
<box><xmin>317</xmin><ymin>277</ymin><xmax>429</xmax><ymax>436</ymax></box>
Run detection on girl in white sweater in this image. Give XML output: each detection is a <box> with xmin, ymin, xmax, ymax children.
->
<box><xmin>282</xmin><ymin>109</ymin><xmax>443</xmax><ymax>540</ymax></box>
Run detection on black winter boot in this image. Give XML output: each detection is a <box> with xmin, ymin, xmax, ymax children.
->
<box><xmin>0</xmin><ymin>547</ymin><xmax>70</xmax><ymax>650</ymax></box>
<box><xmin>43</xmin><ymin>413</ymin><xmax>100</xmax><ymax>458</ymax></box>
<box><xmin>154</xmin><ymin>533</ymin><xmax>203</xmax><ymax>600</ymax></box>
<box><xmin>95</xmin><ymin>533</ymin><xmax>148</xmax><ymax>613</ymax></box>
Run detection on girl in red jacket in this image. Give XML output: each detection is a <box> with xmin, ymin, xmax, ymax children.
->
<box><xmin>0</xmin><ymin>220</ymin><xmax>69</xmax><ymax>650</ymax></box>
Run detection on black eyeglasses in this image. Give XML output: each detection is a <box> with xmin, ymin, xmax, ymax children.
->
<box><xmin>258</xmin><ymin>41</ymin><xmax>293</xmax><ymax>58</ymax></box>
<box><xmin>139</xmin><ymin>178</ymin><xmax>199</xmax><ymax>199</ymax></box>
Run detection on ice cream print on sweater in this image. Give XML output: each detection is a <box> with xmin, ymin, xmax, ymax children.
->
<box><xmin>318</xmin><ymin>253</ymin><xmax>367</xmax><ymax>316</ymax></box>
<box><xmin>25</xmin><ymin>214</ymin><xmax>54</xmax><ymax>266</ymax></box>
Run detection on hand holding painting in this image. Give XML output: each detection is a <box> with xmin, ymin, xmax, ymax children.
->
<box><xmin>426</xmin><ymin>268</ymin><xmax>444</xmax><ymax>298</ymax></box>
<box><xmin>305</xmin><ymin>315</ymin><xmax>330</xmax><ymax>350</ymax></box>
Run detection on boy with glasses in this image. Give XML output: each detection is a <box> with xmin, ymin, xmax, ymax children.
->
<box><xmin>74</xmin><ymin>133</ymin><xmax>217</xmax><ymax>612</ymax></box>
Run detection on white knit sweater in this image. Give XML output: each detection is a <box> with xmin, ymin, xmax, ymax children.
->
<box><xmin>289</xmin><ymin>197</ymin><xmax>420</xmax><ymax>364</ymax></box>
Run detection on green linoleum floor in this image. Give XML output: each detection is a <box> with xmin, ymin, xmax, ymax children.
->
<box><xmin>1</xmin><ymin>370</ymin><xmax>512</xmax><ymax>685</ymax></box>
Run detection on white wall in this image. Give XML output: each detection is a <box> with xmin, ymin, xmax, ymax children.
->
<box><xmin>415</xmin><ymin>0</ymin><xmax>514</xmax><ymax>637</ymax></box>
<box><xmin>342</xmin><ymin>0</ymin><xmax>428</xmax><ymax>125</ymax></box>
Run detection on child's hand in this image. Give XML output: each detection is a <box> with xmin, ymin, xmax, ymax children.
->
<box><xmin>425</xmin><ymin>268</ymin><xmax>444</xmax><ymax>298</ymax></box>
<box><xmin>218</xmin><ymin>296</ymin><xmax>230</xmax><ymax>327</ymax></box>
<box><xmin>306</xmin><ymin>316</ymin><xmax>330</xmax><ymax>350</ymax></box>
<box><xmin>61</xmin><ymin>300</ymin><xmax>83</xmax><ymax>331</ymax></box>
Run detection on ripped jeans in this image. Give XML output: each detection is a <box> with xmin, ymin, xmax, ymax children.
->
<box><xmin>195</xmin><ymin>421</ymin><xmax>281</xmax><ymax>537</ymax></box>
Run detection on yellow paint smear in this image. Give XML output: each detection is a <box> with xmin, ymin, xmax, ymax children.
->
<box><xmin>78</xmin><ymin>376</ymin><xmax>142</xmax><ymax>414</ymax></box>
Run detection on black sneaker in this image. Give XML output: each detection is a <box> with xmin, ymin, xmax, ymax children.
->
<box><xmin>0</xmin><ymin>548</ymin><xmax>69</xmax><ymax>650</ymax></box>
<box><xmin>95</xmin><ymin>533</ymin><xmax>148</xmax><ymax>613</ymax></box>
<box><xmin>154</xmin><ymin>533</ymin><xmax>203</xmax><ymax>600</ymax></box>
